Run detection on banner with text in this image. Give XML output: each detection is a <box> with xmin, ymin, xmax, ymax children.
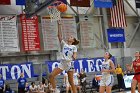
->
<box><xmin>0</xmin><ymin>15</ymin><xmax>20</xmax><ymax>52</ymax></box>
<box><xmin>41</xmin><ymin>17</ymin><xmax>59</xmax><ymax>50</ymax></box>
<box><xmin>94</xmin><ymin>0</ymin><xmax>114</xmax><ymax>8</ymax></box>
<box><xmin>0</xmin><ymin>62</ymin><xmax>34</xmax><ymax>80</ymax></box>
<box><xmin>0</xmin><ymin>0</ymin><xmax>11</xmax><ymax>5</ymax></box>
<box><xmin>107</xmin><ymin>28</ymin><xmax>125</xmax><ymax>42</ymax></box>
<box><xmin>80</xmin><ymin>16</ymin><xmax>96</xmax><ymax>48</ymax></box>
<box><xmin>20</xmin><ymin>14</ymin><xmax>41</xmax><ymax>51</ymax></box>
<box><xmin>46</xmin><ymin>57</ymin><xmax>115</xmax><ymax>74</ymax></box>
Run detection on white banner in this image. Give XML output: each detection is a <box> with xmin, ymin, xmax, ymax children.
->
<box><xmin>41</xmin><ymin>17</ymin><xmax>59</xmax><ymax>50</ymax></box>
<box><xmin>80</xmin><ymin>16</ymin><xmax>96</xmax><ymax>48</ymax></box>
<box><xmin>41</xmin><ymin>16</ymin><xmax>77</xmax><ymax>51</ymax></box>
<box><xmin>61</xmin><ymin>17</ymin><xmax>77</xmax><ymax>40</ymax></box>
<box><xmin>0</xmin><ymin>15</ymin><xmax>19</xmax><ymax>52</ymax></box>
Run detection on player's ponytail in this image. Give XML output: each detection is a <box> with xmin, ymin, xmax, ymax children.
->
<box><xmin>72</xmin><ymin>38</ymin><xmax>79</xmax><ymax>45</ymax></box>
<box><xmin>108</xmin><ymin>52</ymin><xmax>112</xmax><ymax>59</ymax></box>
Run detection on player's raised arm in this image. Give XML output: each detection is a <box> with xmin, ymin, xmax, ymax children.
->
<box><xmin>58</xmin><ymin>21</ymin><xmax>62</xmax><ymax>42</ymax></box>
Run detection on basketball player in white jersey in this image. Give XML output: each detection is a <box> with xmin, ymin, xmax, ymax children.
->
<box><xmin>49</xmin><ymin>21</ymin><xmax>79</xmax><ymax>93</ymax></box>
<box><xmin>99</xmin><ymin>52</ymin><xmax>115</xmax><ymax>93</ymax></box>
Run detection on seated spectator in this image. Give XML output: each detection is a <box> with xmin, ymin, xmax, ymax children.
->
<box><xmin>29</xmin><ymin>82</ymin><xmax>38</xmax><ymax>93</ymax></box>
<box><xmin>73</xmin><ymin>70</ymin><xmax>80</xmax><ymax>93</ymax></box>
<box><xmin>79</xmin><ymin>68</ymin><xmax>86</xmax><ymax>93</ymax></box>
<box><xmin>124</xmin><ymin>64</ymin><xmax>134</xmax><ymax>75</ymax></box>
<box><xmin>63</xmin><ymin>73</ymin><xmax>71</xmax><ymax>93</ymax></box>
<box><xmin>25</xmin><ymin>83</ymin><xmax>29</xmax><ymax>93</ymax></box>
<box><xmin>44</xmin><ymin>80</ymin><xmax>52</xmax><ymax>93</ymax></box>
<box><xmin>5</xmin><ymin>84</ymin><xmax>12</xmax><ymax>93</ymax></box>
<box><xmin>92</xmin><ymin>74</ymin><xmax>99</xmax><ymax>91</ymax></box>
<box><xmin>37</xmin><ymin>82</ymin><xmax>45</xmax><ymax>93</ymax></box>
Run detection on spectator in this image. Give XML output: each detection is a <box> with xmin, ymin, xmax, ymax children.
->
<box><xmin>79</xmin><ymin>68</ymin><xmax>86</xmax><ymax>93</ymax></box>
<box><xmin>25</xmin><ymin>83</ymin><xmax>29</xmax><ymax>93</ymax></box>
<box><xmin>29</xmin><ymin>82</ymin><xmax>38</xmax><ymax>93</ymax></box>
<box><xmin>64</xmin><ymin>73</ymin><xmax>71</xmax><ymax>93</ymax></box>
<box><xmin>5</xmin><ymin>84</ymin><xmax>12</xmax><ymax>93</ymax></box>
<box><xmin>115</xmin><ymin>64</ymin><xmax>125</xmax><ymax>91</ymax></box>
<box><xmin>73</xmin><ymin>70</ymin><xmax>80</xmax><ymax>93</ymax></box>
<box><xmin>44</xmin><ymin>80</ymin><xmax>51</xmax><ymax>93</ymax></box>
<box><xmin>17</xmin><ymin>73</ymin><xmax>27</xmax><ymax>93</ymax></box>
<box><xmin>0</xmin><ymin>74</ymin><xmax>5</xmax><ymax>93</ymax></box>
<box><xmin>92</xmin><ymin>74</ymin><xmax>99</xmax><ymax>91</ymax></box>
<box><xmin>124</xmin><ymin>64</ymin><xmax>133</xmax><ymax>75</ymax></box>
<box><xmin>37</xmin><ymin>82</ymin><xmax>45</xmax><ymax>93</ymax></box>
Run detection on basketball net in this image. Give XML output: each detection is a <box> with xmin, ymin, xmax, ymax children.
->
<box><xmin>47</xmin><ymin>1</ymin><xmax>62</xmax><ymax>22</ymax></box>
<box><xmin>47</xmin><ymin>7</ymin><xmax>61</xmax><ymax>22</ymax></box>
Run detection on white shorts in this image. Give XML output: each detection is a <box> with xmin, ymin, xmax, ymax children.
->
<box><xmin>58</xmin><ymin>60</ymin><xmax>74</xmax><ymax>72</ymax></box>
<box><xmin>100</xmin><ymin>74</ymin><xmax>114</xmax><ymax>86</ymax></box>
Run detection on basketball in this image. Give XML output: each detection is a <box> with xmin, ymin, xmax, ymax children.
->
<box><xmin>57</xmin><ymin>3</ymin><xmax>67</xmax><ymax>13</ymax></box>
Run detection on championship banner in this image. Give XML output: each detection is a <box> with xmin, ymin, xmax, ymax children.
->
<box><xmin>80</xmin><ymin>16</ymin><xmax>96</xmax><ymax>48</ymax></box>
<box><xmin>94</xmin><ymin>0</ymin><xmax>114</xmax><ymax>8</ymax></box>
<box><xmin>46</xmin><ymin>57</ymin><xmax>115</xmax><ymax>75</ymax></box>
<box><xmin>70</xmin><ymin>0</ymin><xmax>90</xmax><ymax>7</ymax></box>
<box><xmin>0</xmin><ymin>15</ymin><xmax>20</xmax><ymax>52</ymax></box>
<box><xmin>107</xmin><ymin>28</ymin><xmax>125</xmax><ymax>43</ymax></box>
<box><xmin>135</xmin><ymin>0</ymin><xmax>140</xmax><ymax>8</ymax></box>
<box><xmin>41</xmin><ymin>17</ymin><xmax>59</xmax><ymax>50</ymax></box>
<box><xmin>20</xmin><ymin>14</ymin><xmax>41</xmax><ymax>51</ymax></box>
<box><xmin>0</xmin><ymin>62</ymin><xmax>34</xmax><ymax>80</ymax></box>
<box><xmin>61</xmin><ymin>16</ymin><xmax>77</xmax><ymax>41</ymax></box>
<box><xmin>0</xmin><ymin>0</ymin><xmax>11</xmax><ymax>5</ymax></box>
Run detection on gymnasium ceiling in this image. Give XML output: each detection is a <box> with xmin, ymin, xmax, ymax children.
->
<box><xmin>0</xmin><ymin>0</ymin><xmax>94</xmax><ymax>15</ymax></box>
<box><xmin>0</xmin><ymin>0</ymin><xmax>138</xmax><ymax>16</ymax></box>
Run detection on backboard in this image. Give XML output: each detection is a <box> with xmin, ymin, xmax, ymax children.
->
<box><xmin>25</xmin><ymin>0</ymin><xmax>57</xmax><ymax>18</ymax></box>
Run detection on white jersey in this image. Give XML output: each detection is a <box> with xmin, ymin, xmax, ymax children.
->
<box><xmin>102</xmin><ymin>59</ymin><xmax>111</xmax><ymax>76</ymax></box>
<box><xmin>29</xmin><ymin>85</ymin><xmax>37</xmax><ymax>92</ymax></box>
<box><xmin>61</xmin><ymin>40</ymin><xmax>77</xmax><ymax>61</ymax></box>
<box><xmin>100</xmin><ymin>59</ymin><xmax>114</xmax><ymax>86</ymax></box>
<box><xmin>37</xmin><ymin>85</ymin><xmax>44</xmax><ymax>92</ymax></box>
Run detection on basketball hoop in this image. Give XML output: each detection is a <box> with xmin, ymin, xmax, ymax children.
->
<box><xmin>47</xmin><ymin>1</ymin><xmax>67</xmax><ymax>22</ymax></box>
<box><xmin>47</xmin><ymin>6</ymin><xmax>61</xmax><ymax>22</ymax></box>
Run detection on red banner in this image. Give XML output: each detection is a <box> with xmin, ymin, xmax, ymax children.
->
<box><xmin>20</xmin><ymin>14</ymin><xmax>41</xmax><ymax>51</ymax></box>
<box><xmin>70</xmin><ymin>0</ymin><xmax>90</xmax><ymax>7</ymax></box>
<box><xmin>0</xmin><ymin>0</ymin><xmax>11</xmax><ymax>5</ymax></box>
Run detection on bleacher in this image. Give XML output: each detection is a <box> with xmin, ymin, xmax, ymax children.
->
<box><xmin>5</xmin><ymin>77</ymin><xmax>38</xmax><ymax>92</ymax></box>
<box><xmin>55</xmin><ymin>72</ymin><xmax>100</xmax><ymax>93</ymax></box>
<box><xmin>6</xmin><ymin>72</ymin><xmax>118</xmax><ymax>93</ymax></box>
